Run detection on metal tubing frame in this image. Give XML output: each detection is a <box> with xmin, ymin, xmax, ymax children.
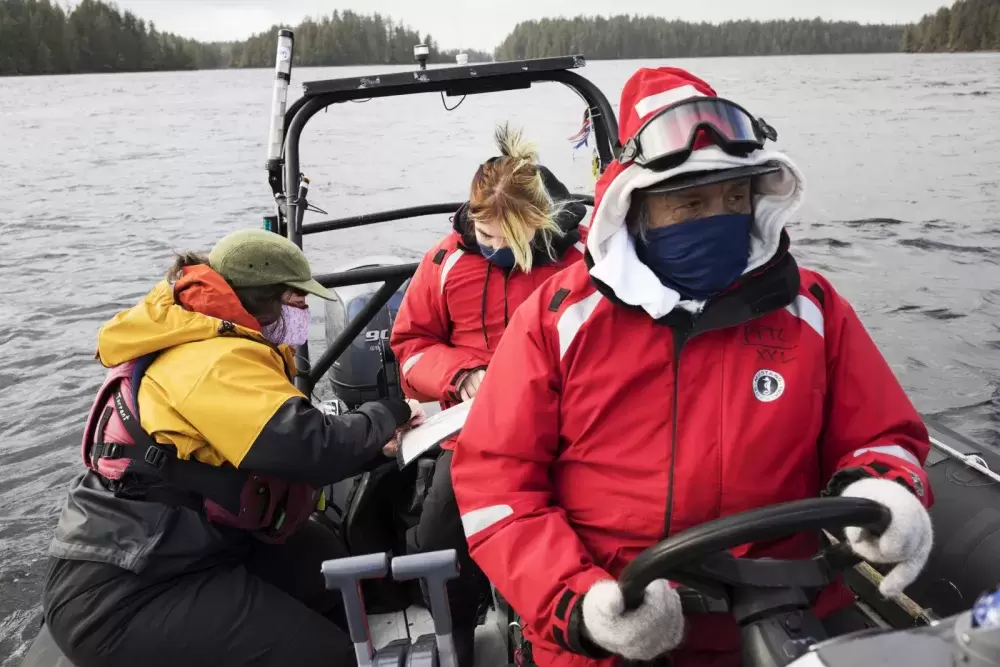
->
<box><xmin>314</xmin><ymin>263</ymin><xmax>419</xmax><ymax>289</ymax></box>
<box><xmin>302</xmin><ymin>195</ymin><xmax>595</xmax><ymax>236</ymax></box>
<box><xmin>284</xmin><ymin>96</ymin><xmax>323</xmax><ymax>393</ymax></box>
<box><xmin>279</xmin><ymin>58</ymin><xmax>615</xmax><ymax>395</ymax></box>
<box><xmin>297</xmin><ymin>189</ymin><xmax>592</xmax><ymax>395</ymax></box>
<box><xmin>303</xmin><ymin>203</ymin><xmax>464</xmax><ymax>235</ymax></box>
<box><xmin>283</xmin><ymin>70</ymin><xmax>616</xmax><ymax>240</ymax></box>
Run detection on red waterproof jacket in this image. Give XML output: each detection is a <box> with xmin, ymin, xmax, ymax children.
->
<box><xmin>453</xmin><ymin>248</ymin><xmax>932</xmax><ymax>667</ymax></box>
<box><xmin>451</xmin><ymin>67</ymin><xmax>932</xmax><ymax>667</ymax></box>
<box><xmin>390</xmin><ymin>166</ymin><xmax>588</xmax><ymax>415</ymax></box>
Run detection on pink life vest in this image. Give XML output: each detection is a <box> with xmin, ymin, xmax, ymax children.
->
<box><xmin>81</xmin><ymin>353</ymin><xmax>319</xmax><ymax>544</ymax></box>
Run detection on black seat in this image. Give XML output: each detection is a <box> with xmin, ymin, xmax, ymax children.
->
<box><xmin>329</xmin><ymin>461</ymin><xmax>429</xmax><ymax>614</ymax></box>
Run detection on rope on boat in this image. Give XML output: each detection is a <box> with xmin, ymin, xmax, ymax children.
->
<box><xmin>815</xmin><ymin>434</ymin><xmax>996</xmax><ymax>627</ymax></box>
<box><xmin>929</xmin><ymin>436</ymin><xmax>1000</xmax><ymax>485</ymax></box>
<box><xmin>822</xmin><ymin>530</ymin><xmax>935</xmax><ymax>624</ymax></box>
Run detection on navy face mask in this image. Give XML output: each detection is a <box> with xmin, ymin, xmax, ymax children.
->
<box><xmin>635</xmin><ymin>213</ymin><xmax>753</xmax><ymax>301</ymax></box>
<box><xmin>478</xmin><ymin>242</ymin><xmax>516</xmax><ymax>269</ymax></box>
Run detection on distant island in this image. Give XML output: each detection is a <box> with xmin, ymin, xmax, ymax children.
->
<box><xmin>496</xmin><ymin>0</ymin><xmax>998</xmax><ymax>59</ymax></box>
<box><xmin>496</xmin><ymin>17</ymin><xmax>905</xmax><ymax>59</ymax></box>
<box><xmin>0</xmin><ymin>0</ymin><xmax>996</xmax><ymax>76</ymax></box>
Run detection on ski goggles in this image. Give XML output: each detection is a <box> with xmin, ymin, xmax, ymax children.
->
<box><xmin>619</xmin><ymin>97</ymin><xmax>779</xmax><ymax>172</ymax></box>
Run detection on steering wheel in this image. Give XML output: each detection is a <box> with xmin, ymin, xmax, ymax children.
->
<box><xmin>617</xmin><ymin>497</ymin><xmax>891</xmax><ymax>667</ymax></box>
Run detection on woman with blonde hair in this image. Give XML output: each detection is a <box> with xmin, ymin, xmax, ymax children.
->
<box><xmin>390</xmin><ymin>124</ymin><xmax>588</xmax><ymax>667</ymax></box>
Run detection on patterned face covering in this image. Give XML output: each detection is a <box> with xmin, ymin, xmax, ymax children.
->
<box><xmin>261</xmin><ymin>304</ymin><xmax>310</xmax><ymax>346</ymax></box>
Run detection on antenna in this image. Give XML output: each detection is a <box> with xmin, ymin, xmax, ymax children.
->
<box><xmin>266</xmin><ymin>29</ymin><xmax>294</xmax><ymax>227</ymax></box>
<box><xmin>266</xmin><ymin>30</ymin><xmax>294</xmax><ymax>167</ymax></box>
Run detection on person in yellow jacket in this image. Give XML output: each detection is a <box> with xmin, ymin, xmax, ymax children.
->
<box><xmin>43</xmin><ymin>228</ymin><xmax>423</xmax><ymax>667</ymax></box>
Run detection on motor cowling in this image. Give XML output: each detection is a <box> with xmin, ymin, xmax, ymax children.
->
<box><xmin>324</xmin><ymin>275</ymin><xmax>408</xmax><ymax>410</ymax></box>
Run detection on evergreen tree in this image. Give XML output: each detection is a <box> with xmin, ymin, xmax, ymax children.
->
<box><xmin>495</xmin><ymin>15</ymin><xmax>911</xmax><ymax>60</ymax></box>
<box><xmin>226</xmin><ymin>13</ymin><xmax>491</xmax><ymax>68</ymax></box>
<box><xmin>903</xmin><ymin>0</ymin><xmax>999</xmax><ymax>51</ymax></box>
<box><xmin>0</xmin><ymin>0</ymin><xmax>222</xmax><ymax>75</ymax></box>
<box><xmin>4</xmin><ymin>0</ymin><xmax>996</xmax><ymax>77</ymax></box>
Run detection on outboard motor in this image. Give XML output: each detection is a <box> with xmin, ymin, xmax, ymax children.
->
<box><xmin>323</xmin><ymin>257</ymin><xmax>410</xmax><ymax>409</ymax></box>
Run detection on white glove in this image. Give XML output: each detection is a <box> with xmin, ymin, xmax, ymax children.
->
<box><xmin>841</xmin><ymin>477</ymin><xmax>933</xmax><ymax>598</ymax></box>
<box><xmin>581</xmin><ymin>579</ymin><xmax>684</xmax><ymax>661</ymax></box>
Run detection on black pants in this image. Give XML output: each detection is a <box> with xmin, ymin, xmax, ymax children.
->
<box><xmin>43</xmin><ymin>520</ymin><xmax>356</xmax><ymax>667</ymax></box>
<box><xmin>412</xmin><ymin>449</ymin><xmax>491</xmax><ymax>665</ymax></box>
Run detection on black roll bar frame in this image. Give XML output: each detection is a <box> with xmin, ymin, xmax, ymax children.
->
<box><xmin>270</xmin><ymin>49</ymin><xmax>617</xmax><ymax>396</ymax></box>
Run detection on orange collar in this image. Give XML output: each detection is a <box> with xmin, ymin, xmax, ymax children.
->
<box><xmin>173</xmin><ymin>265</ymin><xmax>262</xmax><ymax>331</ymax></box>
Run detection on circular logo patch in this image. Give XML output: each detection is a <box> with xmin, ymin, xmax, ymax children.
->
<box><xmin>753</xmin><ymin>369</ymin><xmax>785</xmax><ymax>402</ymax></box>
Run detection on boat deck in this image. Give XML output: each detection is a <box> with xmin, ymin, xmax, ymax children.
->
<box><xmin>369</xmin><ymin>605</ymin><xmax>508</xmax><ymax>667</ymax></box>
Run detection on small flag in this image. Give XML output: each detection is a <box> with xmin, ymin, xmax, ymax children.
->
<box><xmin>567</xmin><ymin>109</ymin><xmax>592</xmax><ymax>150</ymax></box>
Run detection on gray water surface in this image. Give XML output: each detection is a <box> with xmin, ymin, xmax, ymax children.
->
<box><xmin>1</xmin><ymin>52</ymin><xmax>999</xmax><ymax>664</ymax></box>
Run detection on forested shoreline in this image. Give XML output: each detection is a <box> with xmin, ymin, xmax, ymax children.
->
<box><xmin>902</xmin><ymin>0</ymin><xmax>1000</xmax><ymax>52</ymax></box>
<box><xmin>496</xmin><ymin>17</ymin><xmax>907</xmax><ymax>59</ymax></box>
<box><xmin>1</xmin><ymin>0</ymin><xmax>996</xmax><ymax>76</ymax></box>
<box><xmin>0</xmin><ymin>0</ymin><xmax>488</xmax><ymax>75</ymax></box>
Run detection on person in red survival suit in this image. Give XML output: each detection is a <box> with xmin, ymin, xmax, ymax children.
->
<box><xmin>451</xmin><ymin>68</ymin><xmax>935</xmax><ymax>667</ymax></box>
<box><xmin>390</xmin><ymin>123</ymin><xmax>589</xmax><ymax>667</ymax></box>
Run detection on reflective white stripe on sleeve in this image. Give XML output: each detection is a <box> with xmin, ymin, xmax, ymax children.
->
<box><xmin>556</xmin><ymin>291</ymin><xmax>603</xmax><ymax>360</ymax></box>
<box><xmin>852</xmin><ymin>444</ymin><xmax>921</xmax><ymax>468</ymax></box>
<box><xmin>461</xmin><ymin>505</ymin><xmax>514</xmax><ymax>537</ymax></box>
<box><xmin>785</xmin><ymin>294</ymin><xmax>824</xmax><ymax>339</ymax></box>
<box><xmin>440</xmin><ymin>249</ymin><xmax>464</xmax><ymax>293</ymax></box>
<box><xmin>573</xmin><ymin>241</ymin><xmax>585</xmax><ymax>255</ymax></box>
<box><xmin>401</xmin><ymin>352</ymin><xmax>423</xmax><ymax>376</ymax></box>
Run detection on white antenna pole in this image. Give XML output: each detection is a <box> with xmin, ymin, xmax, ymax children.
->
<box><xmin>266</xmin><ymin>30</ymin><xmax>294</xmax><ymax>168</ymax></box>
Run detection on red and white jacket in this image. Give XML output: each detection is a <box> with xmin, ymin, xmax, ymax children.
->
<box><xmin>451</xmin><ymin>67</ymin><xmax>932</xmax><ymax>667</ymax></box>
<box><xmin>390</xmin><ymin>166</ymin><xmax>589</xmax><ymax>415</ymax></box>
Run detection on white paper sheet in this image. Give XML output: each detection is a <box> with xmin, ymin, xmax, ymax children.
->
<box><xmin>396</xmin><ymin>399</ymin><xmax>473</xmax><ymax>469</ymax></box>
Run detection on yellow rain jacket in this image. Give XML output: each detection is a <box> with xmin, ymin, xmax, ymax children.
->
<box><xmin>50</xmin><ymin>265</ymin><xmax>404</xmax><ymax>572</ymax></box>
<box><xmin>97</xmin><ymin>278</ymin><xmax>299</xmax><ymax>468</ymax></box>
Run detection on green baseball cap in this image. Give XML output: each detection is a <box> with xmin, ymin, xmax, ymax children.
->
<box><xmin>208</xmin><ymin>228</ymin><xmax>334</xmax><ymax>300</ymax></box>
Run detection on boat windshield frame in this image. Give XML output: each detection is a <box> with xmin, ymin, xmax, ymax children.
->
<box><xmin>267</xmin><ymin>44</ymin><xmax>619</xmax><ymax>395</ymax></box>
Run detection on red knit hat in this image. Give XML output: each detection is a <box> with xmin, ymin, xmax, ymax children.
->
<box><xmin>617</xmin><ymin>67</ymin><xmax>718</xmax><ymax>145</ymax></box>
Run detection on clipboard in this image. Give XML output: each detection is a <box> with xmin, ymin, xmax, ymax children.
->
<box><xmin>396</xmin><ymin>399</ymin><xmax>473</xmax><ymax>470</ymax></box>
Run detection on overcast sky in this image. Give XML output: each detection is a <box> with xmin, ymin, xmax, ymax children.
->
<box><xmin>75</xmin><ymin>0</ymin><xmax>949</xmax><ymax>50</ymax></box>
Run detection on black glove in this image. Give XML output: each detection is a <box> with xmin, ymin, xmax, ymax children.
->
<box><xmin>378</xmin><ymin>398</ymin><xmax>412</xmax><ymax>428</ymax></box>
